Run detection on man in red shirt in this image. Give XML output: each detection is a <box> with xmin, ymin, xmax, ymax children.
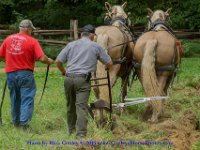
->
<box><xmin>0</xmin><ymin>19</ymin><xmax>54</xmax><ymax>129</ymax></box>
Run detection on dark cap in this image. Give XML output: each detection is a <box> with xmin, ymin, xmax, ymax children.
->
<box><xmin>19</xmin><ymin>19</ymin><xmax>36</xmax><ymax>30</ymax></box>
<box><xmin>82</xmin><ymin>24</ymin><xmax>96</xmax><ymax>34</ymax></box>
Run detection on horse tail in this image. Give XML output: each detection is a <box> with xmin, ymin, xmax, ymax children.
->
<box><xmin>141</xmin><ymin>39</ymin><xmax>164</xmax><ymax>120</ymax></box>
<box><xmin>94</xmin><ymin>34</ymin><xmax>110</xmax><ymax>101</ymax></box>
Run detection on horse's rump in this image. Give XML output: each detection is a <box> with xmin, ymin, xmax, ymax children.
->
<box><xmin>96</xmin><ymin>26</ymin><xmax>126</xmax><ymax>59</ymax></box>
<box><xmin>93</xmin><ymin>25</ymin><xmax>134</xmax><ymax>102</ymax></box>
<box><xmin>134</xmin><ymin>31</ymin><xmax>177</xmax><ymax>66</ymax></box>
<box><xmin>96</xmin><ymin>25</ymin><xmax>134</xmax><ymax>76</ymax></box>
<box><xmin>133</xmin><ymin>29</ymin><xmax>180</xmax><ymax>122</ymax></box>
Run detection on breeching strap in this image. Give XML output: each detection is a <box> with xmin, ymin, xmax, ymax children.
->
<box><xmin>38</xmin><ymin>64</ymin><xmax>50</xmax><ymax>104</ymax></box>
<box><xmin>0</xmin><ymin>80</ymin><xmax>7</xmax><ymax>126</ymax></box>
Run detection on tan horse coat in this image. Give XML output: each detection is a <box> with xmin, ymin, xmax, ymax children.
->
<box><xmin>133</xmin><ymin>9</ymin><xmax>181</xmax><ymax>123</ymax></box>
<box><xmin>92</xmin><ymin>2</ymin><xmax>134</xmax><ymax>127</ymax></box>
<box><xmin>94</xmin><ymin>26</ymin><xmax>133</xmax><ymax>101</ymax></box>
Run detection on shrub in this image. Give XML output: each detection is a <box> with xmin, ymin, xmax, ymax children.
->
<box><xmin>42</xmin><ymin>45</ymin><xmax>64</xmax><ymax>60</ymax></box>
<box><xmin>183</xmin><ymin>41</ymin><xmax>200</xmax><ymax>57</ymax></box>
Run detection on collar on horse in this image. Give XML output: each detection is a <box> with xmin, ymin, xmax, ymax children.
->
<box><xmin>147</xmin><ymin>19</ymin><xmax>175</xmax><ymax>37</ymax></box>
<box><xmin>110</xmin><ymin>16</ymin><xmax>129</xmax><ymax>27</ymax></box>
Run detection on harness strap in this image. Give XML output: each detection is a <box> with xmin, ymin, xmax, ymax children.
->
<box><xmin>151</xmin><ymin>20</ymin><xmax>173</xmax><ymax>33</ymax></box>
<box><xmin>110</xmin><ymin>16</ymin><xmax>129</xmax><ymax>27</ymax></box>
<box><xmin>132</xmin><ymin>61</ymin><xmax>176</xmax><ymax>71</ymax></box>
<box><xmin>147</xmin><ymin>19</ymin><xmax>176</xmax><ymax>38</ymax></box>
<box><xmin>117</xmin><ymin>27</ymin><xmax>128</xmax><ymax>60</ymax></box>
<box><xmin>112</xmin><ymin>57</ymin><xmax>127</xmax><ymax>64</ymax></box>
<box><xmin>108</xmin><ymin>40</ymin><xmax>134</xmax><ymax>49</ymax></box>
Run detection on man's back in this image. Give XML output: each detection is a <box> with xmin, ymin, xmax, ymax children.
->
<box><xmin>57</xmin><ymin>36</ymin><xmax>110</xmax><ymax>74</ymax></box>
<box><xmin>0</xmin><ymin>33</ymin><xmax>44</xmax><ymax>72</ymax></box>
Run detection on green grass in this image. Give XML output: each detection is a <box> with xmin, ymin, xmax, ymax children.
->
<box><xmin>0</xmin><ymin>58</ymin><xmax>200</xmax><ymax>150</ymax></box>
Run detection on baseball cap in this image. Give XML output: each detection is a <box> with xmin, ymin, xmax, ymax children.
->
<box><xmin>82</xmin><ymin>24</ymin><xmax>96</xmax><ymax>34</ymax></box>
<box><xmin>19</xmin><ymin>19</ymin><xmax>36</xmax><ymax>30</ymax></box>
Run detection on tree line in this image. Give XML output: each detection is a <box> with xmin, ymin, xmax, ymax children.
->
<box><xmin>0</xmin><ymin>0</ymin><xmax>199</xmax><ymax>30</ymax></box>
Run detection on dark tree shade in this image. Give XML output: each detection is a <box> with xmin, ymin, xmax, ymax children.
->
<box><xmin>0</xmin><ymin>0</ymin><xmax>199</xmax><ymax>30</ymax></box>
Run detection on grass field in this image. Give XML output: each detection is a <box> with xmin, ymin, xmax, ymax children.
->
<box><xmin>0</xmin><ymin>57</ymin><xmax>200</xmax><ymax>150</ymax></box>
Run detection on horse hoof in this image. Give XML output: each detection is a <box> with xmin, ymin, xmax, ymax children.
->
<box><xmin>147</xmin><ymin>118</ymin><xmax>158</xmax><ymax>123</ymax></box>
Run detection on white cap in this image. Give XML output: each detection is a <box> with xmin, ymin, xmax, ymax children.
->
<box><xmin>19</xmin><ymin>19</ymin><xmax>36</xmax><ymax>30</ymax></box>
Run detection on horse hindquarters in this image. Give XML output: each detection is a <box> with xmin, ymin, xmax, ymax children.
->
<box><xmin>141</xmin><ymin>39</ymin><xmax>164</xmax><ymax>123</ymax></box>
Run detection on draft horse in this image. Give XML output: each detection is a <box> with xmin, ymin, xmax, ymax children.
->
<box><xmin>132</xmin><ymin>8</ymin><xmax>183</xmax><ymax>123</ymax></box>
<box><xmin>91</xmin><ymin>1</ymin><xmax>135</xmax><ymax>127</ymax></box>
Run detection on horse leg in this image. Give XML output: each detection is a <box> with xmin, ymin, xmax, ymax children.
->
<box><xmin>93</xmin><ymin>86</ymin><xmax>100</xmax><ymax>99</ymax></box>
<box><xmin>150</xmin><ymin>73</ymin><xmax>169</xmax><ymax>122</ymax></box>
<box><xmin>109</xmin><ymin>65</ymin><xmax>121</xmax><ymax>87</ymax></box>
<box><xmin>135</xmin><ymin>67</ymin><xmax>154</xmax><ymax>120</ymax></box>
<box><xmin>92</xmin><ymin>65</ymin><xmax>120</xmax><ymax>128</ymax></box>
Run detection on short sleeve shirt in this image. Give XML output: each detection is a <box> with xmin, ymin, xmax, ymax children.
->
<box><xmin>57</xmin><ymin>37</ymin><xmax>111</xmax><ymax>74</ymax></box>
<box><xmin>0</xmin><ymin>33</ymin><xmax>44</xmax><ymax>72</ymax></box>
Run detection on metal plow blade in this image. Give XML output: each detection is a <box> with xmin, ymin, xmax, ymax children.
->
<box><xmin>112</xmin><ymin>96</ymin><xmax>169</xmax><ymax>108</ymax></box>
<box><xmin>124</xmin><ymin>96</ymin><xmax>169</xmax><ymax>101</ymax></box>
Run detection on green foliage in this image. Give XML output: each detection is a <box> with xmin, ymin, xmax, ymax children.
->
<box><xmin>42</xmin><ymin>45</ymin><xmax>64</xmax><ymax>60</ymax></box>
<box><xmin>183</xmin><ymin>41</ymin><xmax>200</xmax><ymax>57</ymax></box>
<box><xmin>9</xmin><ymin>10</ymin><xmax>26</xmax><ymax>30</ymax></box>
<box><xmin>0</xmin><ymin>0</ymin><xmax>199</xmax><ymax>30</ymax></box>
<box><xmin>0</xmin><ymin>0</ymin><xmax>14</xmax><ymax>24</ymax></box>
<box><xmin>167</xmin><ymin>0</ymin><xmax>200</xmax><ymax>29</ymax></box>
<box><xmin>0</xmin><ymin>0</ymin><xmax>14</xmax><ymax>5</ymax></box>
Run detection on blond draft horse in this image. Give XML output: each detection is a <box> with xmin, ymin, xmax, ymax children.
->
<box><xmin>133</xmin><ymin>8</ymin><xmax>182</xmax><ymax>123</ymax></box>
<box><xmin>91</xmin><ymin>2</ymin><xmax>135</xmax><ymax>127</ymax></box>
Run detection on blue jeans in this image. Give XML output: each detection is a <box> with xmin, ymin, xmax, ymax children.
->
<box><xmin>6</xmin><ymin>70</ymin><xmax>36</xmax><ymax>125</ymax></box>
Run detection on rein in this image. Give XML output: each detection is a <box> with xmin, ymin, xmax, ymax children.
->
<box><xmin>38</xmin><ymin>64</ymin><xmax>50</xmax><ymax>104</ymax></box>
<box><xmin>106</xmin><ymin>20</ymin><xmax>135</xmax><ymax>65</ymax></box>
<box><xmin>108</xmin><ymin>39</ymin><xmax>134</xmax><ymax>49</ymax></box>
<box><xmin>0</xmin><ymin>80</ymin><xmax>7</xmax><ymax>126</ymax></box>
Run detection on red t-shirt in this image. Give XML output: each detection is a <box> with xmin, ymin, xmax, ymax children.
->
<box><xmin>0</xmin><ymin>33</ymin><xmax>44</xmax><ymax>72</ymax></box>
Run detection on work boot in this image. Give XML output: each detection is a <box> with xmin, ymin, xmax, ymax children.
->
<box><xmin>13</xmin><ymin>124</ymin><xmax>20</xmax><ymax>128</ymax></box>
<box><xmin>21</xmin><ymin>124</ymin><xmax>30</xmax><ymax>130</ymax></box>
<box><xmin>76</xmin><ymin>134</ymin><xmax>86</xmax><ymax>139</ymax></box>
<box><xmin>68</xmin><ymin>128</ymin><xmax>76</xmax><ymax>135</ymax></box>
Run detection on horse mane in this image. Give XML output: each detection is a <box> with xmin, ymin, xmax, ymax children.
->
<box><xmin>151</xmin><ymin>10</ymin><xmax>166</xmax><ymax>22</ymax></box>
<box><xmin>148</xmin><ymin>10</ymin><xmax>167</xmax><ymax>30</ymax></box>
<box><xmin>111</xmin><ymin>5</ymin><xmax>127</xmax><ymax>19</ymax></box>
<box><xmin>104</xmin><ymin>2</ymin><xmax>131</xmax><ymax>27</ymax></box>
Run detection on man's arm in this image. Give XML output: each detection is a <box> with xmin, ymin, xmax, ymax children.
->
<box><xmin>55</xmin><ymin>59</ymin><xmax>66</xmax><ymax>76</ymax></box>
<box><xmin>105</xmin><ymin>60</ymin><xmax>112</xmax><ymax>70</ymax></box>
<box><xmin>39</xmin><ymin>55</ymin><xmax>54</xmax><ymax>65</ymax></box>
